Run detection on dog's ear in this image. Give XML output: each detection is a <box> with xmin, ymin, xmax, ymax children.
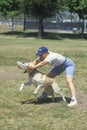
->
<box><xmin>23</xmin><ymin>70</ymin><xmax>27</xmax><ymax>73</ymax></box>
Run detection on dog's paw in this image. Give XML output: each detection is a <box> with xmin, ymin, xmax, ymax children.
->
<box><xmin>19</xmin><ymin>84</ymin><xmax>24</xmax><ymax>92</ymax></box>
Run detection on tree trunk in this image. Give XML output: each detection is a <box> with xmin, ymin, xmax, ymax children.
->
<box><xmin>38</xmin><ymin>17</ymin><xmax>44</xmax><ymax>38</ymax></box>
<box><xmin>71</xmin><ymin>13</ymin><xmax>73</xmax><ymax>30</ymax></box>
<box><xmin>23</xmin><ymin>13</ymin><xmax>26</xmax><ymax>31</ymax></box>
<box><xmin>81</xmin><ymin>18</ymin><xmax>84</xmax><ymax>34</ymax></box>
<box><xmin>10</xmin><ymin>17</ymin><xmax>14</xmax><ymax>32</ymax></box>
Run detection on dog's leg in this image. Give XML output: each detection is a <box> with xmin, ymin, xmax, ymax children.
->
<box><xmin>52</xmin><ymin>82</ymin><xmax>66</xmax><ymax>103</ymax></box>
<box><xmin>52</xmin><ymin>91</ymin><xmax>55</xmax><ymax>102</ymax></box>
<box><xmin>19</xmin><ymin>83</ymin><xmax>24</xmax><ymax>92</ymax></box>
<box><xmin>33</xmin><ymin>84</ymin><xmax>43</xmax><ymax>96</ymax></box>
<box><xmin>58</xmin><ymin>91</ymin><xmax>66</xmax><ymax>103</ymax></box>
<box><xmin>19</xmin><ymin>81</ymin><xmax>32</xmax><ymax>92</ymax></box>
<box><xmin>45</xmin><ymin>86</ymin><xmax>55</xmax><ymax>101</ymax></box>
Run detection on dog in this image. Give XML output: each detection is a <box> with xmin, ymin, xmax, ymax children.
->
<box><xmin>17</xmin><ymin>61</ymin><xmax>66</xmax><ymax>102</ymax></box>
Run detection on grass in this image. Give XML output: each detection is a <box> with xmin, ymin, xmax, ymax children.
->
<box><xmin>0</xmin><ymin>31</ymin><xmax>87</xmax><ymax>130</ymax></box>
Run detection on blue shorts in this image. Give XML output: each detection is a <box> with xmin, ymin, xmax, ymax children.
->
<box><xmin>50</xmin><ymin>58</ymin><xmax>75</xmax><ymax>76</ymax></box>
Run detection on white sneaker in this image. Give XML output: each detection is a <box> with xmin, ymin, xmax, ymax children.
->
<box><xmin>37</xmin><ymin>92</ymin><xmax>47</xmax><ymax>101</ymax></box>
<box><xmin>67</xmin><ymin>99</ymin><xmax>78</xmax><ymax>107</ymax></box>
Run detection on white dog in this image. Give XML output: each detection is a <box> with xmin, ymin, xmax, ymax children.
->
<box><xmin>17</xmin><ymin>62</ymin><xmax>66</xmax><ymax>102</ymax></box>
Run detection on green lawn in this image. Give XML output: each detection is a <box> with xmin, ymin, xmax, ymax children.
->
<box><xmin>0</xmin><ymin>31</ymin><xmax>87</xmax><ymax>130</ymax></box>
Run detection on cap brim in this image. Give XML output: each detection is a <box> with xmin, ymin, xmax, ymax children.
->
<box><xmin>36</xmin><ymin>52</ymin><xmax>42</xmax><ymax>56</ymax></box>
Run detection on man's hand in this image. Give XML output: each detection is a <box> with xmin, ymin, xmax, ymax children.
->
<box><xmin>27</xmin><ymin>64</ymin><xmax>35</xmax><ymax>70</ymax></box>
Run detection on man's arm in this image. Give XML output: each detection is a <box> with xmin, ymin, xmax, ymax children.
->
<box><xmin>27</xmin><ymin>60</ymin><xmax>48</xmax><ymax>69</ymax></box>
<box><xmin>32</xmin><ymin>58</ymin><xmax>41</xmax><ymax>65</ymax></box>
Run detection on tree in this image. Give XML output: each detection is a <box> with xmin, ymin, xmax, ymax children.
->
<box><xmin>23</xmin><ymin>0</ymin><xmax>61</xmax><ymax>37</ymax></box>
<box><xmin>75</xmin><ymin>0</ymin><xmax>87</xmax><ymax>34</ymax></box>
<box><xmin>17</xmin><ymin>0</ymin><xmax>30</xmax><ymax>31</ymax></box>
<box><xmin>62</xmin><ymin>0</ymin><xmax>87</xmax><ymax>34</ymax></box>
<box><xmin>0</xmin><ymin>0</ymin><xmax>20</xmax><ymax>31</ymax></box>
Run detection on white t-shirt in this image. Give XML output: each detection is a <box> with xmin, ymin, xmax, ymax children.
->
<box><xmin>44</xmin><ymin>51</ymin><xmax>66</xmax><ymax>66</ymax></box>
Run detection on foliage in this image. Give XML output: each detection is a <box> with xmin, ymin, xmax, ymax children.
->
<box><xmin>0</xmin><ymin>0</ymin><xmax>20</xmax><ymax>17</ymax></box>
<box><xmin>32</xmin><ymin>0</ymin><xmax>60</xmax><ymax>18</ymax></box>
<box><xmin>0</xmin><ymin>0</ymin><xmax>20</xmax><ymax>31</ymax></box>
<box><xmin>62</xmin><ymin>0</ymin><xmax>87</xmax><ymax>34</ymax></box>
<box><xmin>62</xmin><ymin>0</ymin><xmax>87</xmax><ymax>19</ymax></box>
<box><xmin>0</xmin><ymin>0</ymin><xmax>61</xmax><ymax>36</ymax></box>
<box><xmin>22</xmin><ymin>0</ymin><xmax>61</xmax><ymax>37</ymax></box>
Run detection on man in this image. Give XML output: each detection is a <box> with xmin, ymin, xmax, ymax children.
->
<box><xmin>28</xmin><ymin>46</ymin><xmax>78</xmax><ymax>107</ymax></box>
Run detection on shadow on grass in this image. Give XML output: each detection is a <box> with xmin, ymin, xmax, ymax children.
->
<box><xmin>0</xmin><ymin>31</ymin><xmax>87</xmax><ymax>40</ymax></box>
<box><xmin>20</xmin><ymin>97</ymin><xmax>70</xmax><ymax>105</ymax></box>
<box><xmin>0</xmin><ymin>31</ymin><xmax>38</xmax><ymax>38</ymax></box>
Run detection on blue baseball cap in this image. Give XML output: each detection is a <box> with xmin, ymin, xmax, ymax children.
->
<box><xmin>36</xmin><ymin>46</ymin><xmax>48</xmax><ymax>56</ymax></box>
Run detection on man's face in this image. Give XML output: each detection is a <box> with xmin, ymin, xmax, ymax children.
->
<box><xmin>39</xmin><ymin>53</ymin><xmax>47</xmax><ymax>61</ymax></box>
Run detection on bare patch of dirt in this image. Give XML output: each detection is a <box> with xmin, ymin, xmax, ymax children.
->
<box><xmin>77</xmin><ymin>90</ymin><xmax>87</xmax><ymax>110</ymax></box>
<box><xmin>0</xmin><ymin>72</ymin><xmax>27</xmax><ymax>80</ymax></box>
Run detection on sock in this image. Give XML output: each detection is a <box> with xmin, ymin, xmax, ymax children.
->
<box><xmin>71</xmin><ymin>97</ymin><xmax>77</xmax><ymax>101</ymax></box>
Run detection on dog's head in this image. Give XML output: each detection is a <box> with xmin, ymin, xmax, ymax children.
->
<box><xmin>26</xmin><ymin>62</ymin><xmax>35</xmax><ymax>73</ymax></box>
<box><xmin>17</xmin><ymin>61</ymin><xmax>35</xmax><ymax>73</ymax></box>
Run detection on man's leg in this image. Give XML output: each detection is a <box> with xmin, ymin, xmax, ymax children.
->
<box><xmin>66</xmin><ymin>75</ymin><xmax>78</xmax><ymax>107</ymax></box>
